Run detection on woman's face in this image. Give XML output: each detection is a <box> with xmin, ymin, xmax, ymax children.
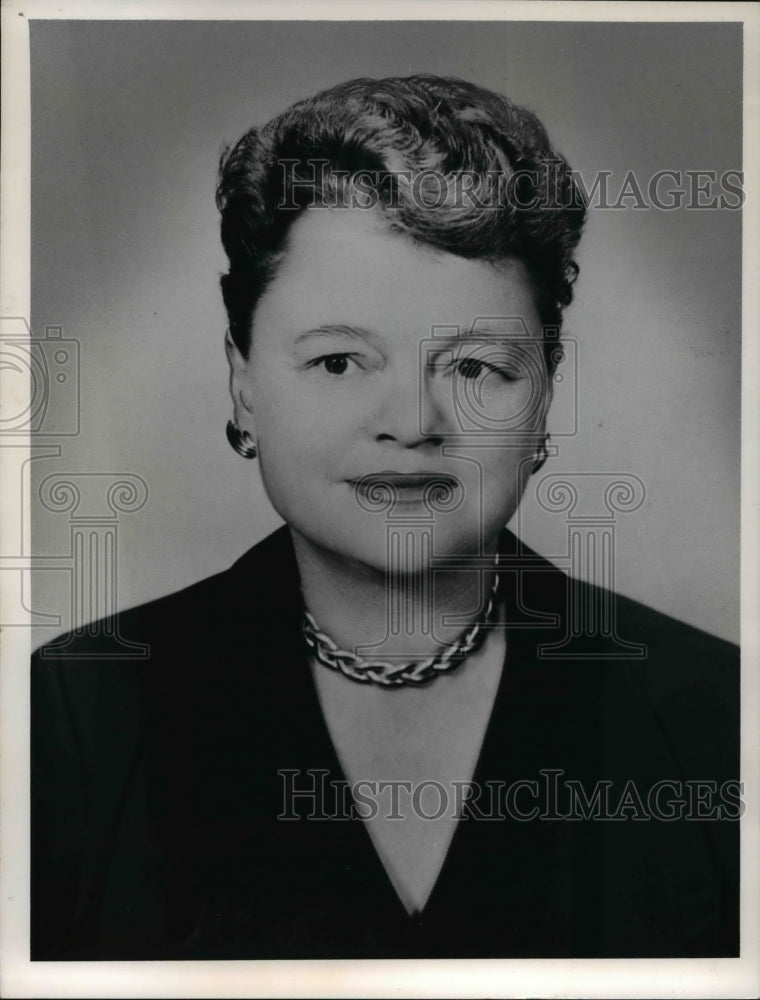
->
<box><xmin>227</xmin><ymin>206</ymin><xmax>550</xmax><ymax>573</ymax></box>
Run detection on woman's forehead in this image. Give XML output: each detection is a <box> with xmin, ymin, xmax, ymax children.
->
<box><xmin>255</xmin><ymin>207</ymin><xmax>543</xmax><ymax>340</ymax></box>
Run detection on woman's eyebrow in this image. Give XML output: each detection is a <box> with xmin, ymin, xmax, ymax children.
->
<box><xmin>460</xmin><ymin>318</ymin><xmax>533</xmax><ymax>338</ymax></box>
<box><xmin>426</xmin><ymin>323</ymin><xmax>529</xmax><ymax>349</ymax></box>
<box><xmin>293</xmin><ymin>324</ymin><xmax>375</xmax><ymax>345</ymax></box>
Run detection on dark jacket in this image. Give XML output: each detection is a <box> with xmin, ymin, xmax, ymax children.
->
<box><xmin>31</xmin><ymin>527</ymin><xmax>739</xmax><ymax>959</ymax></box>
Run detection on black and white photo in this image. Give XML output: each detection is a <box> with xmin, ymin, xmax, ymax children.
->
<box><xmin>1</xmin><ymin>4</ymin><xmax>758</xmax><ymax>998</ymax></box>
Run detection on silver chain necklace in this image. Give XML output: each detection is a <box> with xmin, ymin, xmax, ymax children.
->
<box><xmin>302</xmin><ymin>556</ymin><xmax>501</xmax><ymax>688</ymax></box>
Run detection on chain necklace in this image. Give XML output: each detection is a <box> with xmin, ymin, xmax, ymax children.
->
<box><xmin>302</xmin><ymin>557</ymin><xmax>501</xmax><ymax>688</ymax></box>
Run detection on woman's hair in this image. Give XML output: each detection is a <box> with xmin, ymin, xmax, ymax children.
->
<box><xmin>216</xmin><ymin>75</ymin><xmax>587</xmax><ymax>371</ymax></box>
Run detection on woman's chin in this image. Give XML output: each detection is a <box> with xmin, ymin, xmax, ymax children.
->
<box><xmin>295</xmin><ymin>518</ymin><xmax>494</xmax><ymax>579</ymax></box>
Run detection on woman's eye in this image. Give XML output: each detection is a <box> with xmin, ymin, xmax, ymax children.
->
<box><xmin>313</xmin><ymin>354</ymin><xmax>357</xmax><ymax>376</ymax></box>
<box><xmin>452</xmin><ymin>356</ymin><xmax>519</xmax><ymax>381</ymax></box>
<box><xmin>456</xmin><ymin>357</ymin><xmax>486</xmax><ymax>379</ymax></box>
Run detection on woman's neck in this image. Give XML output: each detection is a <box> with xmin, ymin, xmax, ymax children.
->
<box><xmin>291</xmin><ymin>528</ymin><xmax>500</xmax><ymax>662</ymax></box>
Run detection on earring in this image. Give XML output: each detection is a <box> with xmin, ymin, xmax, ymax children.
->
<box><xmin>531</xmin><ymin>433</ymin><xmax>551</xmax><ymax>475</ymax></box>
<box><xmin>226</xmin><ymin>419</ymin><xmax>258</xmax><ymax>459</ymax></box>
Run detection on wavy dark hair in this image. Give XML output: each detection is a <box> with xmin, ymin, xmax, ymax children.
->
<box><xmin>216</xmin><ymin>75</ymin><xmax>587</xmax><ymax>372</ymax></box>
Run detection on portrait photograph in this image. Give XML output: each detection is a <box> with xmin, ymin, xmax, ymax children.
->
<box><xmin>1</xmin><ymin>2</ymin><xmax>758</xmax><ymax>998</ymax></box>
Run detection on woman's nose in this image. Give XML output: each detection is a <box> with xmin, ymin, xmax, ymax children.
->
<box><xmin>371</xmin><ymin>368</ymin><xmax>447</xmax><ymax>447</ymax></box>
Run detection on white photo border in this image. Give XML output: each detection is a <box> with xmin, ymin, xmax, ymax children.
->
<box><xmin>1</xmin><ymin>2</ymin><xmax>758</xmax><ymax>998</ymax></box>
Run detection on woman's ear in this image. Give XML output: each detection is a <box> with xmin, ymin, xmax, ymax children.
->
<box><xmin>542</xmin><ymin>369</ymin><xmax>554</xmax><ymax>419</ymax></box>
<box><xmin>225</xmin><ymin>330</ymin><xmax>257</xmax><ymax>431</ymax></box>
<box><xmin>538</xmin><ymin>350</ymin><xmax>555</xmax><ymax>422</ymax></box>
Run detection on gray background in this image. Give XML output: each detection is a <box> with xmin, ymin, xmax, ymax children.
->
<box><xmin>30</xmin><ymin>20</ymin><xmax>741</xmax><ymax>645</ymax></box>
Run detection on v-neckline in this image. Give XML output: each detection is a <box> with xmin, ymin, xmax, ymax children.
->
<box><xmin>299</xmin><ymin>615</ymin><xmax>516</xmax><ymax>920</ymax></box>
<box><xmin>219</xmin><ymin>526</ymin><xmax>586</xmax><ymax>954</ymax></box>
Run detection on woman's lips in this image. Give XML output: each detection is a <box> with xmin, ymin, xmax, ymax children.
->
<box><xmin>355</xmin><ymin>471</ymin><xmax>458</xmax><ymax>488</ymax></box>
<box><xmin>347</xmin><ymin>471</ymin><xmax>464</xmax><ymax>508</ymax></box>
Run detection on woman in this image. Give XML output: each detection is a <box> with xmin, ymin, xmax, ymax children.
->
<box><xmin>31</xmin><ymin>75</ymin><xmax>739</xmax><ymax>959</ymax></box>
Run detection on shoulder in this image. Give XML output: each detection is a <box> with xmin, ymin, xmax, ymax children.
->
<box><xmin>31</xmin><ymin>527</ymin><xmax>302</xmax><ymax>851</ymax></box>
<box><xmin>31</xmin><ymin>525</ymin><xmax>300</xmax><ymax>748</ymax></box>
<box><xmin>501</xmin><ymin>530</ymin><xmax>738</xmax><ymax>750</ymax></box>
<box><xmin>503</xmin><ymin>527</ymin><xmax>737</xmax><ymax>659</ymax></box>
<box><xmin>33</xmin><ymin>525</ymin><xmax>296</xmax><ymax>665</ymax></box>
